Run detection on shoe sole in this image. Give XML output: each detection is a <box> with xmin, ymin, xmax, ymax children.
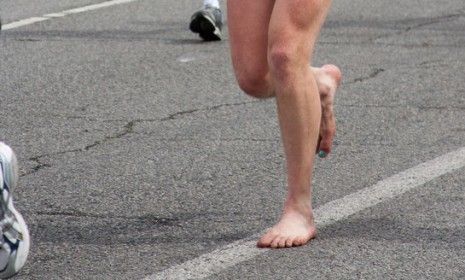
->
<box><xmin>0</xmin><ymin>143</ymin><xmax>30</xmax><ymax>279</ymax></box>
<box><xmin>189</xmin><ymin>12</ymin><xmax>221</xmax><ymax>41</ymax></box>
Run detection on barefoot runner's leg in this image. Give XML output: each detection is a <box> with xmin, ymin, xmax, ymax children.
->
<box><xmin>228</xmin><ymin>0</ymin><xmax>338</xmax><ymax>248</ymax></box>
<box><xmin>228</xmin><ymin>1</ymin><xmax>341</xmax><ymax>155</ymax></box>
<box><xmin>258</xmin><ymin>0</ymin><xmax>332</xmax><ymax>248</ymax></box>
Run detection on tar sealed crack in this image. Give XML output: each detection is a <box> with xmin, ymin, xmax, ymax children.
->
<box><xmin>33</xmin><ymin>210</ymin><xmax>180</xmax><ymax>226</ymax></box>
<box><xmin>24</xmin><ymin>156</ymin><xmax>52</xmax><ymax>176</ymax></box>
<box><xmin>161</xmin><ymin>108</ymin><xmax>201</xmax><ymax>121</ymax></box>
<box><xmin>82</xmin><ymin>120</ymin><xmax>135</xmax><ymax>151</ymax></box>
<box><xmin>348</xmin><ymin>68</ymin><xmax>385</xmax><ymax>84</ymax></box>
<box><xmin>22</xmin><ymin>101</ymin><xmax>261</xmax><ymax>176</ymax></box>
<box><xmin>369</xmin><ymin>11</ymin><xmax>465</xmax><ymax>42</ymax></box>
<box><xmin>403</xmin><ymin>13</ymin><xmax>464</xmax><ymax>32</ymax></box>
<box><xmin>161</xmin><ymin>101</ymin><xmax>259</xmax><ymax>121</ymax></box>
<box><xmin>22</xmin><ymin>121</ymin><xmax>135</xmax><ymax>177</ymax></box>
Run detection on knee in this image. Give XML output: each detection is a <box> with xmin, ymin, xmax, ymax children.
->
<box><xmin>309</xmin><ymin>0</ymin><xmax>327</xmax><ymax>12</ymax></box>
<box><xmin>235</xmin><ymin>71</ymin><xmax>270</xmax><ymax>99</ymax></box>
<box><xmin>300</xmin><ymin>0</ymin><xmax>329</xmax><ymax>18</ymax></box>
<box><xmin>268</xmin><ymin>46</ymin><xmax>296</xmax><ymax>84</ymax></box>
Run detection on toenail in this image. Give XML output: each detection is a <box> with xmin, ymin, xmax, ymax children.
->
<box><xmin>318</xmin><ymin>151</ymin><xmax>327</xmax><ymax>158</ymax></box>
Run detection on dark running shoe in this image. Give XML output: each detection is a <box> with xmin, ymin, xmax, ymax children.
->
<box><xmin>189</xmin><ymin>5</ymin><xmax>223</xmax><ymax>41</ymax></box>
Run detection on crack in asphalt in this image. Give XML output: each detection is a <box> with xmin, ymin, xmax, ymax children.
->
<box><xmin>402</xmin><ymin>13</ymin><xmax>464</xmax><ymax>32</ymax></box>
<box><xmin>346</xmin><ymin>68</ymin><xmax>385</xmax><ymax>84</ymax></box>
<box><xmin>160</xmin><ymin>101</ymin><xmax>258</xmax><ymax>121</ymax></box>
<box><xmin>31</xmin><ymin>209</ymin><xmax>256</xmax><ymax>222</ymax></box>
<box><xmin>32</xmin><ymin>210</ymin><xmax>180</xmax><ymax>226</ymax></box>
<box><xmin>148</xmin><ymin>138</ymin><xmax>280</xmax><ymax>142</ymax></box>
<box><xmin>24</xmin><ymin>157</ymin><xmax>53</xmax><ymax>177</ymax></box>
<box><xmin>23</xmin><ymin>101</ymin><xmax>258</xmax><ymax>176</ymax></box>
<box><xmin>369</xmin><ymin>10</ymin><xmax>465</xmax><ymax>42</ymax></box>
<box><xmin>320</xmin><ymin>40</ymin><xmax>465</xmax><ymax>49</ymax></box>
<box><xmin>23</xmin><ymin>121</ymin><xmax>135</xmax><ymax>176</ymax></box>
<box><xmin>339</xmin><ymin>103</ymin><xmax>465</xmax><ymax>111</ymax></box>
<box><xmin>342</xmin><ymin>58</ymin><xmax>452</xmax><ymax>86</ymax></box>
<box><xmin>82</xmin><ymin>120</ymin><xmax>135</xmax><ymax>151</ymax></box>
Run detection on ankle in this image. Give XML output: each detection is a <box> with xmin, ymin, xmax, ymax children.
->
<box><xmin>284</xmin><ymin>195</ymin><xmax>312</xmax><ymax>213</ymax></box>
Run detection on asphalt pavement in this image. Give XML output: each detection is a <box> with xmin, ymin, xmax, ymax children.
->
<box><xmin>0</xmin><ymin>0</ymin><xmax>464</xmax><ymax>279</ymax></box>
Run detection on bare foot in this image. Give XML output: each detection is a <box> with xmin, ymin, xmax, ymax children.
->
<box><xmin>257</xmin><ymin>202</ymin><xmax>316</xmax><ymax>248</ymax></box>
<box><xmin>312</xmin><ymin>64</ymin><xmax>342</xmax><ymax>157</ymax></box>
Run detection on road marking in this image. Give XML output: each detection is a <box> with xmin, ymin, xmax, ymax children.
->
<box><xmin>2</xmin><ymin>17</ymin><xmax>50</xmax><ymax>30</ymax></box>
<box><xmin>144</xmin><ymin>146</ymin><xmax>465</xmax><ymax>280</ymax></box>
<box><xmin>177</xmin><ymin>54</ymin><xmax>198</xmax><ymax>63</ymax></box>
<box><xmin>177</xmin><ymin>52</ymin><xmax>214</xmax><ymax>63</ymax></box>
<box><xmin>1</xmin><ymin>0</ymin><xmax>140</xmax><ymax>30</ymax></box>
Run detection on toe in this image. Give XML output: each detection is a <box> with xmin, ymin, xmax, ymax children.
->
<box><xmin>292</xmin><ymin>238</ymin><xmax>304</xmax><ymax>247</ymax></box>
<box><xmin>297</xmin><ymin>236</ymin><xmax>311</xmax><ymax>246</ymax></box>
<box><xmin>285</xmin><ymin>237</ymin><xmax>294</xmax><ymax>248</ymax></box>
<box><xmin>270</xmin><ymin>236</ymin><xmax>282</xmax><ymax>249</ymax></box>
<box><xmin>319</xmin><ymin>131</ymin><xmax>334</xmax><ymax>154</ymax></box>
<box><xmin>318</xmin><ymin>134</ymin><xmax>335</xmax><ymax>156</ymax></box>
<box><xmin>257</xmin><ymin>232</ymin><xmax>276</xmax><ymax>248</ymax></box>
<box><xmin>277</xmin><ymin>237</ymin><xmax>287</xmax><ymax>248</ymax></box>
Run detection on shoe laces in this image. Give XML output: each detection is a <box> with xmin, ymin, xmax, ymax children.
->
<box><xmin>0</xmin><ymin>213</ymin><xmax>21</xmax><ymax>242</ymax></box>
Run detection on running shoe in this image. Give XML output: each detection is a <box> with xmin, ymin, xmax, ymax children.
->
<box><xmin>189</xmin><ymin>5</ymin><xmax>223</xmax><ymax>41</ymax></box>
<box><xmin>0</xmin><ymin>142</ymin><xmax>30</xmax><ymax>279</ymax></box>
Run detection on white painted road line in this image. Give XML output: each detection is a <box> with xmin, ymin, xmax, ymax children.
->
<box><xmin>145</xmin><ymin>147</ymin><xmax>465</xmax><ymax>280</ymax></box>
<box><xmin>2</xmin><ymin>17</ymin><xmax>50</xmax><ymax>30</ymax></box>
<box><xmin>1</xmin><ymin>0</ymin><xmax>141</xmax><ymax>30</ymax></box>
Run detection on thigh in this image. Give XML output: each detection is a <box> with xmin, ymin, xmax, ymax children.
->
<box><xmin>227</xmin><ymin>0</ymin><xmax>275</xmax><ymax>77</ymax></box>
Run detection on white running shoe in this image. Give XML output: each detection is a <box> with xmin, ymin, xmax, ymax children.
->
<box><xmin>0</xmin><ymin>142</ymin><xmax>30</xmax><ymax>279</ymax></box>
